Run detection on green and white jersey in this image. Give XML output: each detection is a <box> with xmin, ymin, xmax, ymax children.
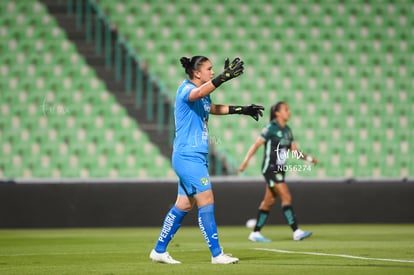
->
<box><xmin>260</xmin><ymin>120</ymin><xmax>294</xmax><ymax>173</ymax></box>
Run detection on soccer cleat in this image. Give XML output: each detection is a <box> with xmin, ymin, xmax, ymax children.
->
<box><xmin>149</xmin><ymin>249</ymin><xmax>181</xmax><ymax>264</ymax></box>
<box><xmin>293</xmin><ymin>229</ymin><xmax>312</xmax><ymax>241</ymax></box>
<box><xmin>211</xmin><ymin>251</ymin><xmax>239</xmax><ymax>264</ymax></box>
<box><xmin>248</xmin><ymin>231</ymin><xmax>271</xmax><ymax>242</ymax></box>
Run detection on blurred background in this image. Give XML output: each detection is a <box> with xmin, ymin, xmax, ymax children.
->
<box><xmin>0</xmin><ymin>0</ymin><xmax>413</xmax><ymax>228</ymax></box>
<box><xmin>0</xmin><ymin>0</ymin><xmax>413</xmax><ymax>180</ymax></box>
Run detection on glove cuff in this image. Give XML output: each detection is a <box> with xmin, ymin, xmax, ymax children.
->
<box><xmin>211</xmin><ymin>76</ymin><xmax>224</xmax><ymax>88</ymax></box>
<box><xmin>229</xmin><ymin>105</ymin><xmax>244</xmax><ymax>114</ymax></box>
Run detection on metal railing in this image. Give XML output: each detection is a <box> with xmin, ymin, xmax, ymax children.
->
<box><xmin>69</xmin><ymin>0</ymin><xmax>172</xmax><ymax>129</ymax></box>
<box><xmin>68</xmin><ymin>0</ymin><xmax>230</xmax><ymax>175</ymax></box>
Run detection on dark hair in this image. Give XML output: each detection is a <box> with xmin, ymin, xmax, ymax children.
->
<box><xmin>180</xmin><ymin>56</ymin><xmax>209</xmax><ymax>79</ymax></box>
<box><xmin>269</xmin><ymin>101</ymin><xmax>286</xmax><ymax>121</ymax></box>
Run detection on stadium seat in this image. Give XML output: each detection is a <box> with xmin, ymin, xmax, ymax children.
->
<box><xmin>3</xmin><ymin>0</ymin><xmax>412</xmax><ymax>178</ymax></box>
<box><xmin>0</xmin><ymin>0</ymin><xmax>173</xmax><ymax>178</ymax></box>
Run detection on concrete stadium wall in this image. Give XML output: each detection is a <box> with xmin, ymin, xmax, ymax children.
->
<box><xmin>0</xmin><ymin>178</ymin><xmax>413</xmax><ymax>228</ymax></box>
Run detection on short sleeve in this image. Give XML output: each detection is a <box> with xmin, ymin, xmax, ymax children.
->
<box><xmin>260</xmin><ymin>124</ymin><xmax>271</xmax><ymax>140</ymax></box>
<box><xmin>178</xmin><ymin>83</ymin><xmax>194</xmax><ymax>103</ymax></box>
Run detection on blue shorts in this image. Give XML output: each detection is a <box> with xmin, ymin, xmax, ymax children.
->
<box><xmin>172</xmin><ymin>152</ymin><xmax>211</xmax><ymax>198</ymax></box>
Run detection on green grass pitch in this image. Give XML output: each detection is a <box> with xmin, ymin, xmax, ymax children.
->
<box><xmin>0</xmin><ymin>224</ymin><xmax>413</xmax><ymax>274</ymax></box>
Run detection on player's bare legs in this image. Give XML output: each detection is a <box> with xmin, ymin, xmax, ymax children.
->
<box><xmin>174</xmin><ymin>190</ymin><xmax>214</xmax><ymax>211</ymax></box>
<box><xmin>272</xmin><ymin>182</ymin><xmax>292</xmax><ymax>206</ymax></box>
<box><xmin>249</xmin><ymin>182</ymin><xmax>312</xmax><ymax>242</ymax></box>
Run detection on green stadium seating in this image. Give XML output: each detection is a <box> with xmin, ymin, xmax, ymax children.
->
<box><xmin>2</xmin><ymin>0</ymin><xmax>412</xmax><ymax>179</ymax></box>
<box><xmin>0</xmin><ymin>0</ymin><xmax>174</xmax><ymax>178</ymax></box>
<box><xmin>95</xmin><ymin>0</ymin><xmax>413</xmax><ymax>178</ymax></box>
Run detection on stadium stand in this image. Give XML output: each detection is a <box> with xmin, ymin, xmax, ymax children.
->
<box><xmin>0</xmin><ymin>0</ymin><xmax>174</xmax><ymax>178</ymax></box>
<box><xmin>96</xmin><ymin>0</ymin><xmax>413</xmax><ymax>178</ymax></box>
<box><xmin>0</xmin><ymin>0</ymin><xmax>412</xmax><ymax>179</ymax></box>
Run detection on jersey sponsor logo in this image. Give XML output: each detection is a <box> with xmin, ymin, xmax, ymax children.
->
<box><xmin>198</xmin><ymin>217</ymin><xmax>215</xmax><ymax>248</ymax></box>
<box><xmin>201</xmin><ymin>97</ymin><xmax>210</xmax><ymax>113</ymax></box>
<box><xmin>158</xmin><ymin>212</ymin><xmax>177</xmax><ymax>243</ymax></box>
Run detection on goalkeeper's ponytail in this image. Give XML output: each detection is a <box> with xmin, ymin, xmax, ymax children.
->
<box><xmin>180</xmin><ymin>56</ymin><xmax>209</xmax><ymax>79</ymax></box>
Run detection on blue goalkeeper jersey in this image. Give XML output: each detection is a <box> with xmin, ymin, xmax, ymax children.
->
<box><xmin>173</xmin><ymin>79</ymin><xmax>211</xmax><ymax>154</ymax></box>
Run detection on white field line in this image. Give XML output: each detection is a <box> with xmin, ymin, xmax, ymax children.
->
<box><xmin>0</xmin><ymin>248</ymin><xmax>204</xmax><ymax>258</ymax></box>
<box><xmin>254</xmin><ymin>248</ymin><xmax>414</xmax><ymax>264</ymax></box>
<box><xmin>2</xmin><ymin>248</ymin><xmax>414</xmax><ymax>264</ymax></box>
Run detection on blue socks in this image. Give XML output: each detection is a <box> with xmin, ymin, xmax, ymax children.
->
<box><xmin>154</xmin><ymin>204</ymin><xmax>222</xmax><ymax>257</ymax></box>
<box><xmin>154</xmin><ymin>205</ymin><xmax>187</xmax><ymax>253</ymax></box>
<box><xmin>198</xmin><ymin>204</ymin><xmax>222</xmax><ymax>257</ymax></box>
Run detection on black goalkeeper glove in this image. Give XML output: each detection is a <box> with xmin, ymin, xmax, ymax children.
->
<box><xmin>229</xmin><ymin>104</ymin><xmax>265</xmax><ymax>121</ymax></box>
<box><xmin>211</xmin><ymin>57</ymin><xmax>244</xmax><ymax>88</ymax></box>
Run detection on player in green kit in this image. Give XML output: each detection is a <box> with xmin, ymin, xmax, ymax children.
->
<box><xmin>240</xmin><ymin>101</ymin><xmax>318</xmax><ymax>242</ymax></box>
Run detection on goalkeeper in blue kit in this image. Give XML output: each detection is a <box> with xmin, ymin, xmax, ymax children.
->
<box><xmin>150</xmin><ymin>56</ymin><xmax>264</xmax><ymax>264</ymax></box>
<box><xmin>240</xmin><ymin>101</ymin><xmax>318</xmax><ymax>242</ymax></box>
